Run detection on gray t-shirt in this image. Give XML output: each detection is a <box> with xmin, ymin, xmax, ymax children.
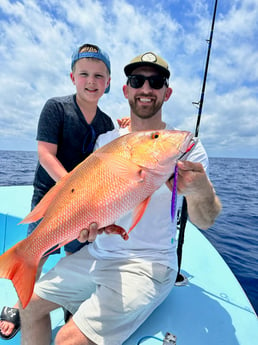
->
<box><xmin>33</xmin><ymin>94</ymin><xmax>114</xmax><ymax>194</ymax></box>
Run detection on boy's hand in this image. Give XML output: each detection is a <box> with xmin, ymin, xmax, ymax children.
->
<box><xmin>117</xmin><ymin>117</ymin><xmax>130</xmax><ymax>128</ymax></box>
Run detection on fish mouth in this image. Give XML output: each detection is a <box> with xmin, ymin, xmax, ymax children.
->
<box><xmin>178</xmin><ymin>135</ymin><xmax>197</xmax><ymax>161</ymax></box>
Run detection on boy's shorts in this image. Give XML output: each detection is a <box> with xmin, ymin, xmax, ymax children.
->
<box><xmin>35</xmin><ymin>246</ymin><xmax>176</xmax><ymax>345</ymax></box>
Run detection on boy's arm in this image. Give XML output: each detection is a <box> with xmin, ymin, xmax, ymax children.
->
<box><xmin>38</xmin><ymin>141</ymin><xmax>68</xmax><ymax>182</ymax></box>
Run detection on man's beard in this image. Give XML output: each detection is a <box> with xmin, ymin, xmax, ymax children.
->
<box><xmin>128</xmin><ymin>96</ymin><xmax>163</xmax><ymax>119</ymax></box>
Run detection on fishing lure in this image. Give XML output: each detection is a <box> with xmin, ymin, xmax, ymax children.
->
<box><xmin>170</xmin><ymin>138</ymin><xmax>197</xmax><ymax>222</ymax></box>
<box><xmin>171</xmin><ymin>164</ymin><xmax>179</xmax><ymax>222</ymax></box>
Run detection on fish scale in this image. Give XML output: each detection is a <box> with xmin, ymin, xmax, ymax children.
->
<box><xmin>0</xmin><ymin>130</ymin><xmax>194</xmax><ymax>308</ymax></box>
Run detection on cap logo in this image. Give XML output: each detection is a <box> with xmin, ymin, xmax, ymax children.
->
<box><xmin>141</xmin><ymin>53</ymin><xmax>157</xmax><ymax>63</ymax></box>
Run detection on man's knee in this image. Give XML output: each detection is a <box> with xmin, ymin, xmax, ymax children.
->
<box><xmin>55</xmin><ymin>321</ymin><xmax>77</xmax><ymax>345</ymax></box>
<box><xmin>55</xmin><ymin>319</ymin><xmax>96</xmax><ymax>345</ymax></box>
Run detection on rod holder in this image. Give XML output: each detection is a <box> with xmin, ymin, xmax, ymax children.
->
<box><xmin>163</xmin><ymin>332</ymin><xmax>177</xmax><ymax>344</ymax></box>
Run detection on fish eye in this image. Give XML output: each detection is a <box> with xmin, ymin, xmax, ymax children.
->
<box><xmin>151</xmin><ymin>132</ymin><xmax>159</xmax><ymax>139</ymax></box>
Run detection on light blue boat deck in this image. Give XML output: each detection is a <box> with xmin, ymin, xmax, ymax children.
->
<box><xmin>0</xmin><ymin>186</ymin><xmax>257</xmax><ymax>345</ymax></box>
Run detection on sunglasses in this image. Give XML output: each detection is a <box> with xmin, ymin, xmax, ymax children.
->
<box><xmin>127</xmin><ymin>75</ymin><xmax>168</xmax><ymax>89</ymax></box>
<box><xmin>82</xmin><ymin>125</ymin><xmax>97</xmax><ymax>155</ymax></box>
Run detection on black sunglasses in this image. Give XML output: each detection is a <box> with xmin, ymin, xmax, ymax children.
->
<box><xmin>127</xmin><ymin>75</ymin><xmax>168</xmax><ymax>89</ymax></box>
<box><xmin>82</xmin><ymin>125</ymin><xmax>97</xmax><ymax>155</ymax></box>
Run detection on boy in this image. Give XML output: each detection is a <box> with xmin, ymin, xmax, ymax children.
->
<box><xmin>0</xmin><ymin>43</ymin><xmax>129</xmax><ymax>340</ymax></box>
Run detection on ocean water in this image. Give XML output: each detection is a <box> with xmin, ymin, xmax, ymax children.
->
<box><xmin>0</xmin><ymin>151</ymin><xmax>257</xmax><ymax>314</ymax></box>
<box><xmin>206</xmin><ymin>157</ymin><xmax>258</xmax><ymax>314</ymax></box>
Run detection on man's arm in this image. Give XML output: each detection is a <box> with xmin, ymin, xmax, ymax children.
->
<box><xmin>167</xmin><ymin>161</ymin><xmax>221</xmax><ymax>230</ymax></box>
<box><xmin>179</xmin><ymin>161</ymin><xmax>221</xmax><ymax>229</ymax></box>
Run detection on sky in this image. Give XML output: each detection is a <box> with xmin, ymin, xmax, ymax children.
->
<box><xmin>0</xmin><ymin>0</ymin><xmax>257</xmax><ymax>158</ymax></box>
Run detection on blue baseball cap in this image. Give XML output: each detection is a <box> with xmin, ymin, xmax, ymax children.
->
<box><xmin>71</xmin><ymin>44</ymin><xmax>111</xmax><ymax>93</ymax></box>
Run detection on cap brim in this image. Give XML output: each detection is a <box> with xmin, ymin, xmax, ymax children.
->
<box><xmin>124</xmin><ymin>62</ymin><xmax>170</xmax><ymax>78</ymax></box>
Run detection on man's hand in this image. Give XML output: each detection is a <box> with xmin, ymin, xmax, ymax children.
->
<box><xmin>177</xmin><ymin>161</ymin><xmax>210</xmax><ymax>195</ymax></box>
<box><xmin>166</xmin><ymin>161</ymin><xmax>210</xmax><ymax>194</ymax></box>
<box><xmin>166</xmin><ymin>161</ymin><xmax>221</xmax><ymax>229</ymax></box>
<box><xmin>77</xmin><ymin>223</ymin><xmax>98</xmax><ymax>243</ymax></box>
<box><xmin>77</xmin><ymin>223</ymin><xmax>129</xmax><ymax>243</ymax></box>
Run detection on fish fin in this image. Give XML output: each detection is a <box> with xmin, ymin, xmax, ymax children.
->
<box><xmin>128</xmin><ymin>196</ymin><xmax>151</xmax><ymax>233</ymax></box>
<box><xmin>104</xmin><ymin>225</ymin><xmax>129</xmax><ymax>241</ymax></box>
<box><xmin>95</xmin><ymin>152</ymin><xmax>145</xmax><ymax>182</ymax></box>
<box><xmin>0</xmin><ymin>242</ymin><xmax>38</xmax><ymax>309</ymax></box>
<box><xmin>20</xmin><ymin>173</ymin><xmax>71</xmax><ymax>224</ymax></box>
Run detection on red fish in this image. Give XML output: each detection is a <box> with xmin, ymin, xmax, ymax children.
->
<box><xmin>0</xmin><ymin>130</ymin><xmax>194</xmax><ymax>308</ymax></box>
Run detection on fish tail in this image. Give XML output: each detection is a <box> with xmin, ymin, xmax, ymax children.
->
<box><xmin>0</xmin><ymin>242</ymin><xmax>38</xmax><ymax>309</ymax></box>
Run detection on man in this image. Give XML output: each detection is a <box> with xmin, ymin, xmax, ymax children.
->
<box><xmin>20</xmin><ymin>51</ymin><xmax>221</xmax><ymax>345</ymax></box>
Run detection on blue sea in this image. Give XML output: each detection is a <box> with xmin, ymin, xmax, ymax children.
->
<box><xmin>0</xmin><ymin>151</ymin><xmax>257</xmax><ymax>314</ymax></box>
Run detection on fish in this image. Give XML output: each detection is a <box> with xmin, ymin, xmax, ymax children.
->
<box><xmin>0</xmin><ymin>129</ymin><xmax>194</xmax><ymax>308</ymax></box>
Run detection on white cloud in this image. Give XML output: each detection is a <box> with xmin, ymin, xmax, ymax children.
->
<box><xmin>0</xmin><ymin>0</ymin><xmax>257</xmax><ymax>158</ymax></box>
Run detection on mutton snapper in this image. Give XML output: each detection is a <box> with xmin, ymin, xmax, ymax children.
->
<box><xmin>0</xmin><ymin>130</ymin><xmax>194</xmax><ymax>308</ymax></box>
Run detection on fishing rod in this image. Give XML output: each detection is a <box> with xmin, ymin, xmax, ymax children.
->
<box><xmin>176</xmin><ymin>0</ymin><xmax>218</xmax><ymax>283</ymax></box>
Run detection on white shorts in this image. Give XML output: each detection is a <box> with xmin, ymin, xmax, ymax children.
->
<box><xmin>35</xmin><ymin>246</ymin><xmax>176</xmax><ymax>345</ymax></box>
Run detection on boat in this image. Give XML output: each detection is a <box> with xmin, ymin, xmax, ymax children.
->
<box><xmin>0</xmin><ymin>185</ymin><xmax>257</xmax><ymax>345</ymax></box>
